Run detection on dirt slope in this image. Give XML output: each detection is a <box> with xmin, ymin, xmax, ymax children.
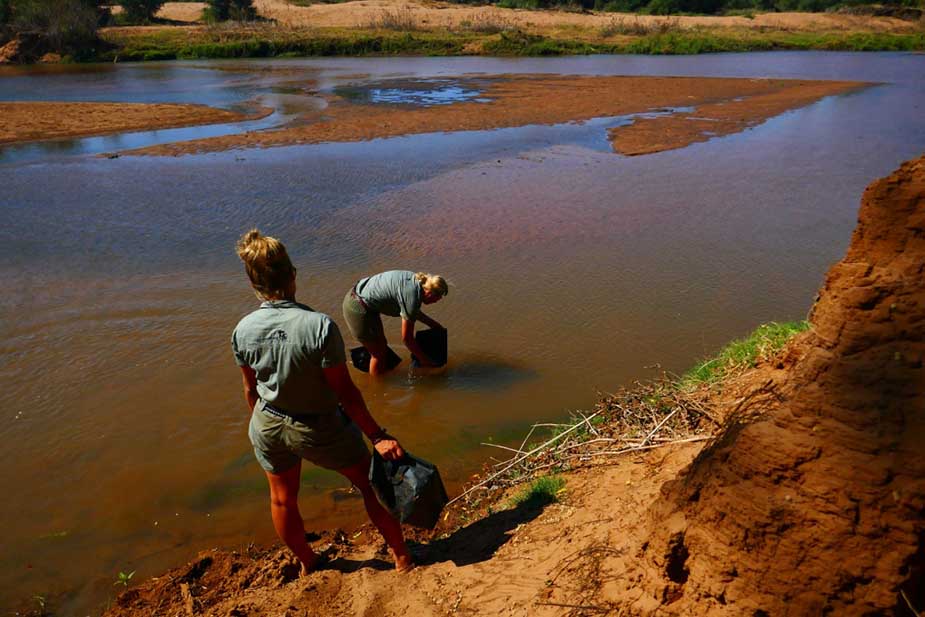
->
<box><xmin>619</xmin><ymin>154</ymin><xmax>925</xmax><ymax>615</ymax></box>
<box><xmin>104</xmin><ymin>155</ymin><xmax>924</xmax><ymax>616</ymax></box>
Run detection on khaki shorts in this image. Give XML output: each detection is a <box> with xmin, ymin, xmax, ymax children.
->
<box><xmin>248</xmin><ymin>403</ymin><xmax>369</xmax><ymax>474</ymax></box>
<box><xmin>342</xmin><ymin>290</ymin><xmax>386</xmax><ymax>345</ymax></box>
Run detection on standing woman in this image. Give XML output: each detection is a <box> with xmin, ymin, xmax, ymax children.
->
<box><xmin>232</xmin><ymin>230</ymin><xmax>413</xmax><ymax>574</ymax></box>
<box><xmin>343</xmin><ymin>270</ymin><xmax>448</xmax><ymax>376</ymax></box>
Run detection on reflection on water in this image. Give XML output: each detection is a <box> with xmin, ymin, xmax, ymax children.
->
<box><xmin>0</xmin><ymin>53</ymin><xmax>923</xmax><ymax>615</ymax></box>
<box><xmin>408</xmin><ymin>354</ymin><xmax>538</xmax><ymax>392</ymax></box>
<box><xmin>0</xmin><ymin>110</ymin><xmax>286</xmax><ymax>164</ymax></box>
<box><xmin>336</xmin><ymin>78</ymin><xmax>490</xmax><ymax>106</ymax></box>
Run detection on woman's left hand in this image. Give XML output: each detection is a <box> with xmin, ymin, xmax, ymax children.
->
<box><xmin>374</xmin><ymin>437</ymin><xmax>405</xmax><ymax>460</ymax></box>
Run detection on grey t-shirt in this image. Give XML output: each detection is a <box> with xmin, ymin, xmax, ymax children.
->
<box><xmin>354</xmin><ymin>270</ymin><xmax>422</xmax><ymax>320</ymax></box>
<box><xmin>232</xmin><ymin>300</ymin><xmax>346</xmax><ymax>415</ymax></box>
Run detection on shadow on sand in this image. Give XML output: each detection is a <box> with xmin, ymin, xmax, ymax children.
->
<box><xmin>412</xmin><ymin>495</ymin><xmax>554</xmax><ymax>568</ymax></box>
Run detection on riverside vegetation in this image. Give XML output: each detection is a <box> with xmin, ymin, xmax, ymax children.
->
<box><xmin>1</xmin><ymin>0</ymin><xmax>923</xmax><ymax>62</ymax></box>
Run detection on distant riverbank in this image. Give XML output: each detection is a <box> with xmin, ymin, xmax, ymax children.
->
<box><xmin>99</xmin><ymin>25</ymin><xmax>924</xmax><ymax>61</ymax></box>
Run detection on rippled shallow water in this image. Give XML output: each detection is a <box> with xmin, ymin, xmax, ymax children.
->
<box><xmin>0</xmin><ymin>52</ymin><xmax>923</xmax><ymax>614</ymax></box>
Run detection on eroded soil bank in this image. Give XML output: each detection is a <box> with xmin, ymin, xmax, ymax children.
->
<box><xmin>101</xmin><ymin>153</ymin><xmax>924</xmax><ymax>616</ymax></box>
<box><xmin>0</xmin><ymin>101</ymin><xmax>270</xmax><ymax>145</ymax></box>
<box><xmin>111</xmin><ymin>74</ymin><xmax>865</xmax><ymax>158</ymax></box>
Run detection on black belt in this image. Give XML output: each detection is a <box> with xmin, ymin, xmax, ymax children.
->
<box><xmin>261</xmin><ymin>401</ymin><xmax>311</xmax><ymax>420</ymax></box>
<box><xmin>261</xmin><ymin>401</ymin><xmax>342</xmax><ymax>423</ymax></box>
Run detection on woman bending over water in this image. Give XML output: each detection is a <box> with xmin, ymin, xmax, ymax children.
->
<box><xmin>232</xmin><ymin>230</ymin><xmax>413</xmax><ymax>574</ymax></box>
<box><xmin>343</xmin><ymin>270</ymin><xmax>448</xmax><ymax>376</ymax></box>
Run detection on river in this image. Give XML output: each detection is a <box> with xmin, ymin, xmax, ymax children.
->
<box><xmin>0</xmin><ymin>51</ymin><xmax>922</xmax><ymax>614</ymax></box>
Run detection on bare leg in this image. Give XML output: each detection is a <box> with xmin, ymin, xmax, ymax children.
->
<box><xmin>364</xmin><ymin>340</ymin><xmax>392</xmax><ymax>377</ymax></box>
<box><xmin>337</xmin><ymin>455</ymin><xmax>414</xmax><ymax>572</ymax></box>
<box><xmin>264</xmin><ymin>463</ymin><xmax>321</xmax><ymax>576</ymax></box>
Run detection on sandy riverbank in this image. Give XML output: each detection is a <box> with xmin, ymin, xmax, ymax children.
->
<box><xmin>0</xmin><ymin>102</ymin><xmax>271</xmax><ymax>145</ymax></box>
<box><xmin>116</xmin><ymin>74</ymin><xmax>866</xmax><ymax>157</ymax></box>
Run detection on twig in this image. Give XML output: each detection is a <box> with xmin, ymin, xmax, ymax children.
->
<box><xmin>902</xmin><ymin>590</ymin><xmax>922</xmax><ymax>617</ymax></box>
<box><xmin>535</xmin><ymin>601</ymin><xmax>609</xmax><ymax>611</ymax></box>
<box><xmin>564</xmin><ymin>436</ymin><xmax>711</xmax><ymax>459</ymax></box>
<box><xmin>517</xmin><ymin>423</ymin><xmax>538</xmax><ymax>454</ymax></box>
<box><xmin>180</xmin><ymin>582</ymin><xmax>195</xmax><ymax>616</ymax></box>
<box><xmin>448</xmin><ymin>411</ymin><xmax>600</xmax><ymax>505</ymax></box>
<box><xmin>577</xmin><ymin>411</ymin><xmax>600</xmax><ymax>436</ymax></box>
<box><xmin>639</xmin><ymin>407</ymin><xmax>679</xmax><ymax>446</ymax></box>
<box><xmin>480</xmin><ymin>442</ymin><xmax>526</xmax><ymax>455</ymax></box>
<box><xmin>553</xmin><ymin>437</ymin><xmax>623</xmax><ymax>454</ymax></box>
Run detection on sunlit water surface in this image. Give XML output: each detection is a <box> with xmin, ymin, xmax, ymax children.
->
<box><xmin>0</xmin><ymin>52</ymin><xmax>923</xmax><ymax>614</ymax></box>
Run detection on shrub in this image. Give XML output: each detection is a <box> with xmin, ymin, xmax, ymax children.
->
<box><xmin>204</xmin><ymin>0</ymin><xmax>256</xmax><ymax>22</ymax></box>
<box><xmin>6</xmin><ymin>0</ymin><xmax>100</xmax><ymax>54</ymax></box>
<box><xmin>119</xmin><ymin>0</ymin><xmax>163</xmax><ymax>24</ymax></box>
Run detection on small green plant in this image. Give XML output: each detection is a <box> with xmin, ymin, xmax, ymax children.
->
<box><xmin>114</xmin><ymin>570</ymin><xmax>135</xmax><ymax>587</ymax></box>
<box><xmin>509</xmin><ymin>475</ymin><xmax>566</xmax><ymax>508</ymax></box>
<box><xmin>680</xmin><ymin>321</ymin><xmax>810</xmax><ymax>388</ymax></box>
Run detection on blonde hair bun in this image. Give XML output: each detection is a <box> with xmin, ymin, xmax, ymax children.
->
<box><xmin>236</xmin><ymin>229</ymin><xmax>295</xmax><ymax>300</ymax></box>
<box><xmin>415</xmin><ymin>272</ymin><xmax>449</xmax><ymax>297</ymax></box>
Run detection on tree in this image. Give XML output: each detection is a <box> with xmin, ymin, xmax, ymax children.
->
<box><xmin>205</xmin><ymin>0</ymin><xmax>256</xmax><ymax>21</ymax></box>
<box><xmin>119</xmin><ymin>0</ymin><xmax>163</xmax><ymax>23</ymax></box>
<box><xmin>7</xmin><ymin>0</ymin><xmax>99</xmax><ymax>54</ymax></box>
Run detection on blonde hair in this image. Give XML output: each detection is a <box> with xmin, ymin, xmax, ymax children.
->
<box><xmin>415</xmin><ymin>272</ymin><xmax>448</xmax><ymax>297</ymax></box>
<box><xmin>236</xmin><ymin>229</ymin><xmax>295</xmax><ymax>300</ymax></box>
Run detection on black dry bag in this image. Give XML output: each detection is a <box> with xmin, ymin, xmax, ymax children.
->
<box><xmin>411</xmin><ymin>327</ymin><xmax>448</xmax><ymax>368</ymax></box>
<box><xmin>350</xmin><ymin>346</ymin><xmax>402</xmax><ymax>373</ymax></box>
<box><xmin>369</xmin><ymin>451</ymin><xmax>449</xmax><ymax>529</ymax></box>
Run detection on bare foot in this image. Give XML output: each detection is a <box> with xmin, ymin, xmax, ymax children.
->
<box><xmin>299</xmin><ymin>551</ymin><xmax>326</xmax><ymax>577</ymax></box>
<box><xmin>395</xmin><ymin>553</ymin><xmax>415</xmax><ymax>573</ymax></box>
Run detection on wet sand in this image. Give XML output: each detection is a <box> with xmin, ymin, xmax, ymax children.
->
<box><xmin>0</xmin><ymin>101</ymin><xmax>270</xmax><ymax>145</ymax></box>
<box><xmin>608</xmin><ymin>78</ymin><xmax>874</xmax><ymax>156</ymax></box>
<box><xmin>124</xmin><ymin>74</ymin><xmax>867</xmax><ymax>157</ymax></box>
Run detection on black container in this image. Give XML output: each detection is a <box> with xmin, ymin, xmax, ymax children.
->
<box><xmin>411</xmin><ymin>327</ymin><xmax>448</xmax><ymax>367</ymax></box>
<box><xmin>350</xmin><ymin>346</ymin><xmax>402</xmax><ymax>373</ymax></box>
<box><xmin>369</xmin><ymin>452</ymin><xmax>449</xmax><ymax>529</ymax></box>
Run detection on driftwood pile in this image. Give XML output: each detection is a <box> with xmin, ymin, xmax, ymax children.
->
<box><xmin>450</xmin><ymin>378</ymin><xmax>719</xmax><ymax>506</ymax></box>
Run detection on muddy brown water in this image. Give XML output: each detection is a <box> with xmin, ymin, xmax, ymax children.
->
<box><xmin>1</xmin><ymin>52</ymin><xmax>923</xmax><ymax>614</ymax></box>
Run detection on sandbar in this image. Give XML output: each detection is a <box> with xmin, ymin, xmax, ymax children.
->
<box><xmin>124</xmin><ymin>75</ymin><xmax>867</xmax><ymax>158</ymax></box>
<box><xmin>0</xmin><ymin>101</ymin><xmax>270</xmax><ymax>145</ymax></box>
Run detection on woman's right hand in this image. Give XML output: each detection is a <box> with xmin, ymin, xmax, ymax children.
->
<box><xmin>374</xmin><ymin>437</ymin><xmax>405</xmax><ymax>460</ymax></box>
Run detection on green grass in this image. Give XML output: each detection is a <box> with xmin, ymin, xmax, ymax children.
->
<box><xmin>680</xmin><ymin>320</ymin><xmax>810</xmax><ymax>388</ymax></box>
<box><xmin>97</xmin><ymin>25</ymin><xmax>925</xmax><ymax>62</ymax></box>
<box><xmin>102</xmin><ymin>29</ymin><xmax>474</xmax><ymax>60</ymax></box>
<box><xmin>509</xmin><ymin>474</ymin><xmax>566</xmax><ymax>508</ymax></box>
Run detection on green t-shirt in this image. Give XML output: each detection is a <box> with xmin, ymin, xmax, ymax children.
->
<box><xmin>354</xmin><ymin>270</ymin><xmax>422</xmax><ymax>320</ymax></box>
<box><xmin>232</xmin><ymin>300</ymin><xmax>346</xmax><ymax>416</ymax></box>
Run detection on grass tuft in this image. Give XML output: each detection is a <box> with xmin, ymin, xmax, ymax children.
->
<box><xmin>509</xmin><ymin>475</ymin><xmax>566</xmax><ymax>508</ymax></box>
<box><xmin>363</xmin><ymin>8</ymin><xmax>422</xmax><ymax>31</ymax></box>
<box><xmin>599</xmin><ymin>15</ymin><xmax>682</xmax><ymax>37</ymax></box>
<box><xmin>680</xmin><ymin>320</ymin><xmax>810</xmax><ymax>388</ymax></box>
